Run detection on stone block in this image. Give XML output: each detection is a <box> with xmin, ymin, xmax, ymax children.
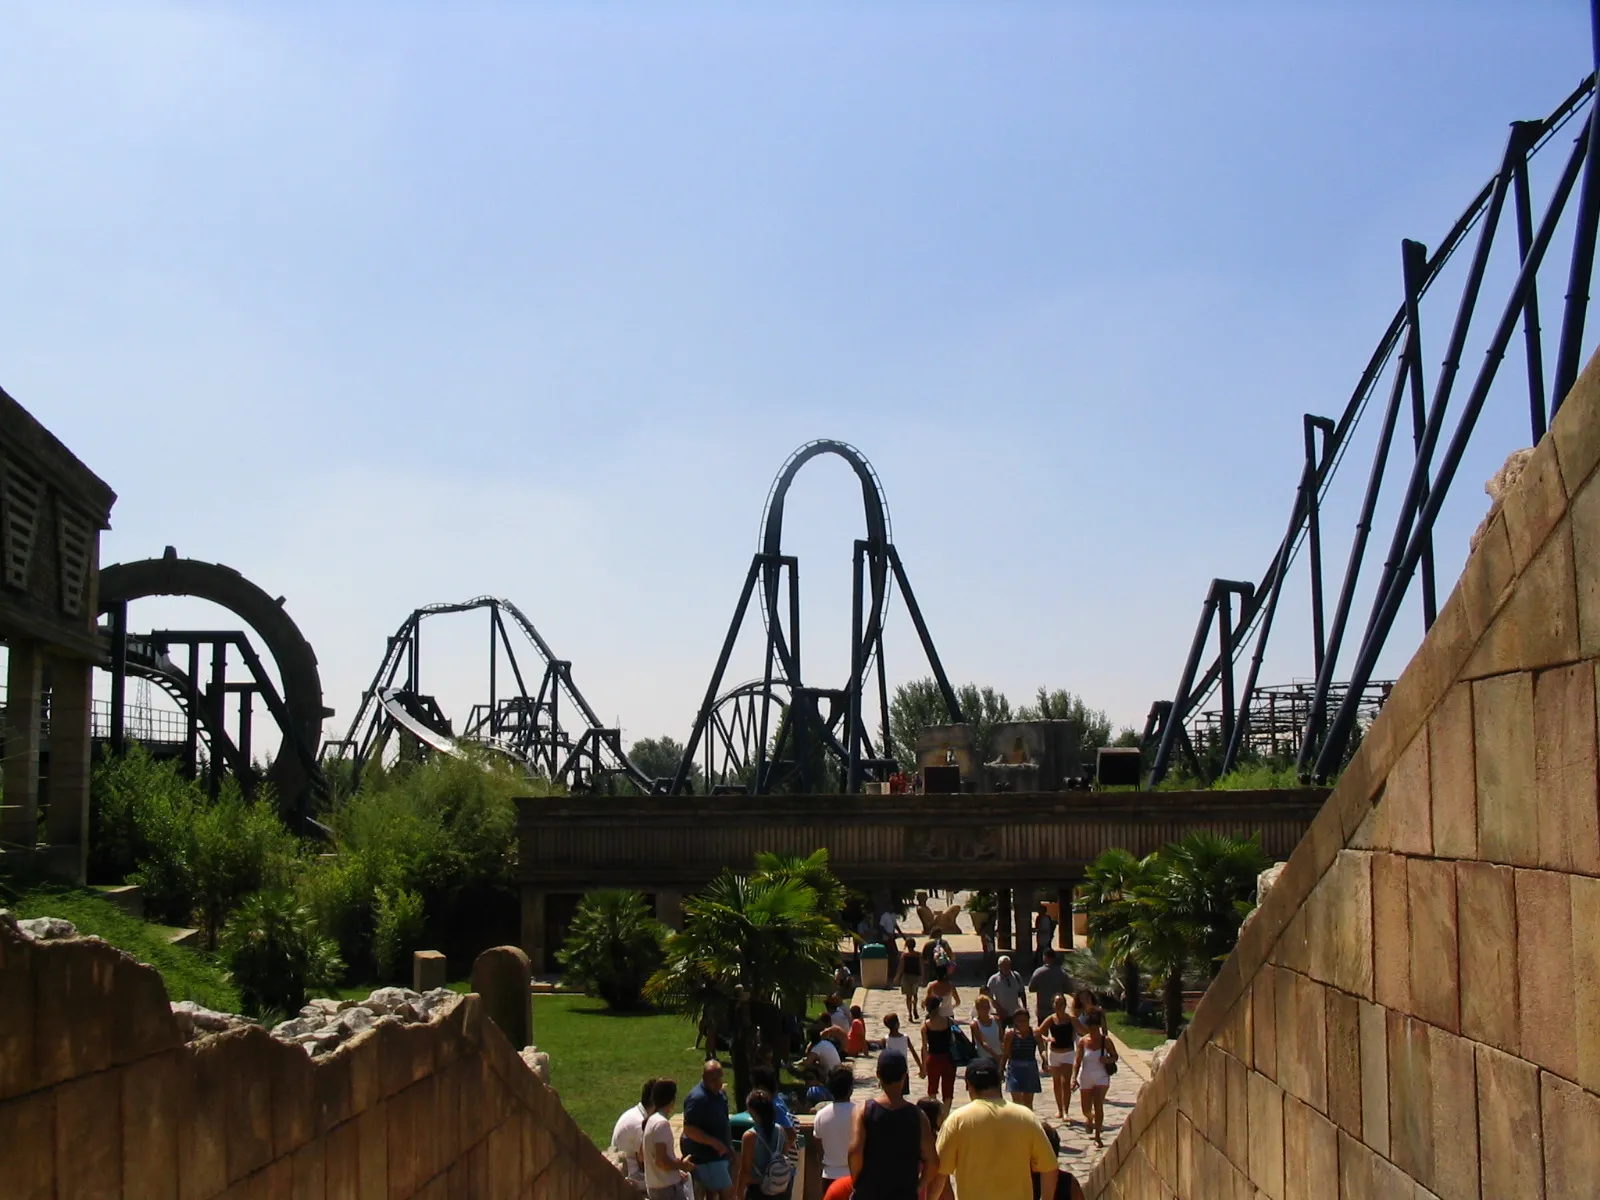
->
<box><xmin>314</xmin><ymin>1043</ymin><xmax>355</xmax><ymax>1134</ymax></box>
<box><xmin>1336</xmin><ymin>1130</ymin><xmax>1375</xmax><ymax>1200</ymax></box>
<box><xmin>56</xmin><ymin>1067</ymin><xmax>122</xmax><ymax>1198</ymax></box>
<box><xmin>1324</xmin><ymin>989</ymin><xmax>1361</xmax><ymax>1137</ymax></box>
<box><xmin>123</xmin><ymin>1050</ymin><xmax>183</xmax><ymax>1200</ymax></box>
<box><xmin>1407</xmin><ymin>857</ymin><xmax>1459</xmax><ymax>1032</ymax></box>
<box><xmin>471</xmin><ymin>946</ymin><xmax>532</xmax><ymax>1051</ymax></box>
<box><xmin>0</xmin><ymin>1087</ymin><xmax>55</xmax><ymax>1200</ymax></box>
<box><xmin>1552</xmin><ymin>344</ymin><xmax>1600</xmax><ymax>491</ymax></box>
<box><xmin>1456</xmin><ymin>860</ymin><xmax>1519</xmax><ymax>1054</ymax></box>
<box><xmin>1460</xmin><ymin>510</ymin><xmax>1518</xmax><ymax>642</ymax></box>
<box><xmin>1465</xmin><ymin>515</ymin><xmax>1581</xmax><ymax>678</ymax></box>
<box><xmin>1370</xmin><ymin>1154</ymin><xmax>1417</xmax><ymax>1199</ymax></box>
<box><xmin>272</xmin><ymin>1039</ymin><xmax>316</xmax><ymax>1159</ymax></box>
<box><xmin>1504</xmin><ymin>433</ymin><xmax>1569</xmax><ymax>571</ymax></box>
<box><xmin>450</xmin><ymin>1141</ymin><xmax>488</xmax><ymax>1199</ymax></box>
<box><xmin>1253</xmin><ymin>966</ymin><xmax>1279</xmax><ymax>1081</ymax></box>
<box><xmin>357</xmin><ymin>1102</ymin><xmax>387</xmax><ymax>1200</ymax></box>
<box><xmin>324</xmin><ymin>1118</ymin><xmax>361</xmax><ymax>1200</ymax></box>
<box><xmin>1372</xmin><ymin>853</ymin><xmax>1410</xmax><ymax>1013</ymax></box>
<box><xmin>1274</xmin><ymin>905</ymin><xmax>1312</xmax><ymax>976</ymax></box>
<box><xmin>291</xmin><ymin>1141</ymin><xmax>325</xmax><ymax>1200</ymax></box>
<box><xmin>1541</xmin><ymin>1070</ymin><xmax>1600</xmax><ymax>1200</ymax></box>
<box><xmin>1474</xmin><ymin>672</ymin><xmax>1540</xmax><ymax>866</ymax></box>
<box><xmin>1225</xmin><ymin>1051</ymin><xmax>1249</xmax><ymax>1166</ymax></box>
<box><xmin>413</xmin><ymin>950</ymin><xmax>448</xmax><ymax>994</ymax></box>
<box><xmin>1573</xmin><ymin>461</ymin><xmax>1600</xmax><ymax>658</ymax></box>
<box><xmin>1281</xmin><ymin>1095</ymin><xmax>1337</xmax><ymax>1200</ymax></box>
<box><xmin>0</xmin><ymin>928</ymin><xmax>36</xmax><ymax>1102</ymax></box>
<box><xmin>488</xmin><ymin>1118</ymin><xmax>523</xmax><ymax>1196</ymax></box>
<box><xmin>1476</xmin><ymin>1044</ymin><xmax>1542</xmax><ymax>1198</ymax></box>
<box><xmin>1428</xmin><ymin>683</ymin><xmax>1478</xmax><ymax>859</ymax></box>
<box><xmin>112</xmin><ymin>957</ymin><xmax>181</xmax><ymax>1066</ymax></box>
<box><xmin>1357</xmin><ymin>1001</ymin><xmax>1388</xmax><ymax>1157</ymax></box>
<box><xmin>33</xmin><ymin>938</ymin><xmax>117</xmax><ymax>1087</ymax></box>
<box><xmin>1534</xmin><ymin>661</ymin><xmax>1600</xmax><ymax>873</ymax></box>
<box><xmin>1427</xmin><ymin>1025</ymin><xmax>1478</xmax><ymax>1200</ymax></box>
<box><xmin>181</xmin><ymin>1041</ymin><xmax>229</xmax><ymax>1200</ymax></box>
<box><xmin>1386</xmin><ymin>1012</ymin><xmax>1433</xmax><ymax>1185</ymax></box>
<box><xmin>1576</xmin><ymin>874</ymin><xmax>1600</xmax><ymax>1093</ymax></box>
<box><xmin>1375</xmin><ymin>728</ymin><xmax>1433</xmax><ymax>855</ymax></box>
<box><xmin>246</xmin><ymin>1158</ymin><xmax>293</xmax><ymax>1200</ymax></box>
<box><xmin>1275</xmin><ymin>970</ymin><xmax>1326</xmax><ymax>1114</ymax></box>
<box><xmin>224</xmin><ymin>1031</ymin><xmax>277</xmax><ymax>1183</ymax></box>
<box><xmin>385</xmin><ymin>1076</ymin><xmax>419</xmax><ymax>1198</ymax></box>
<box><xmin>1517</xmin><ymin>868</ymin><xmax>1577</xmax><ymax>1080</ymax></box>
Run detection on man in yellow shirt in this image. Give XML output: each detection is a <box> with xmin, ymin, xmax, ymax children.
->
<box><xmin>930</xmin><ymin>1058</ymin><xmax>1059</xmax><ymax>1200</ymax></box>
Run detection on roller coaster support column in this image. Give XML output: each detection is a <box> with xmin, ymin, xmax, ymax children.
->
<box><xmin>1317</xmin><ymin>111</ymin><xmax>1594</xmax><ymax>778</ymax></box>
<box><xmin>848</xmin><ymin>541</ymin><xmax>866</xmax><ymax>794</ymax></box>
<box><xmin>673</xmin><ymin>557</ymin><xmax>762</xmax><ymax>796</ymax></box>
<box><xmin>1554</xmin><ymin>0</ymin><xmax>1600</xmax><ymax>415</ymax></box>
<box><xmin>1512</xmin><ymin>122</ymin><xmax>1551</xmax><ymax>441</ymax></box>
<box><xmin>887</xmin><ymin>545</ymin><xmax>963</xmax><ymax>726</ymax></box>
<box><xmin>1400</xmin><ymin>238</ymin><xmax>1439</xmax><ymax>629</ymax></box>
<box><xmin>108</xmin><ymin>601</ymin><xmax>128</xmax><ymax>757</ymax></box>
<box><xmin>1149</xmin><ymin>579</ymin><xmax>1252</xmax><ymax>787</ymax></box>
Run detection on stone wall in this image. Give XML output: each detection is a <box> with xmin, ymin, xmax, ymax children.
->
<box><xmin>0</xmin><ymin>917</ymin><xmax>634</xmax><ymax>1199</ymax></box>
<box><xmin>1085</xmin><ymin>351</ymin><xmax>1600</xmax><ymax>1200</ymax></box>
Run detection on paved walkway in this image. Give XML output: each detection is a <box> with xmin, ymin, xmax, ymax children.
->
<box><xmin>851</xmin><ymin>926</ymin><xmax>1144</xmax><ymax>1183</ymax></box>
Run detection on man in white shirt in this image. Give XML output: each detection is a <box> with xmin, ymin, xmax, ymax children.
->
<box><xmin>878</xmin><ymin>907</ymin><xmax>901</xmax><ymax>941</ymax></box>
<box><xmin>986</xmin><ymin>955</ymin><xmax>1028</xmax><ymax>1021</ymax></box>
<box><xmin>611</xmin><ymin>1078</ymin><xmax>657</xmax><ymax>1192</ymax></box>
<box><xmin>643</xmin><ymin>1079</ymin><xmax>693</xmax><ymax>1200</ymax></box>
<box><xmin>807</xmin><ymin>1025</ymin><xmax>844</xmax><ymax>1073</ymax></box>
<box><xmin>810</xmin><ymin>1067</ymin><xmax>857</xmax><ymax>1180</ymax></box>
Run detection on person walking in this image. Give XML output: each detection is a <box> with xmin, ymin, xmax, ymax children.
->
<box><xmin>1036</xmin><ymin>995</ymin><xmax>1077</xmax><ymax>1120</ymax></box>
<box><xmin>812</xmin><ymin>1067</ymin><xmax>857</xmax><ymax>1183</ymax></box>
<box><xmin>969</xmin><ymin>995</ymin><xmax>1005</xmax><ymax>1061</ymax></box>
<box><xmin>880</xmin><ymin>1013</ymin><xmax>923</xmax><ymax>1074</ymax></box>
<box><xmin>1070</xmin><ymin>1012</ymin><xmax>1116</xmax><ymax>1147</ymax></box>
<box><xmin>1035</xmin><ymin>902</ymin><xmax>1057</xmax><ymax>958</ymax></box>
<box><xmin>644</xmin><ymin>1080</ymin><xmax>695</xmax><ymax>1200</ymax></box>
<box><xmin>986</xmin><ymin>955</ymin><xmax>1027</xmax><ymax>1023</ymax></box>
<box><xmin>847</xmin><ymin>1053</ymin><xmax>939</xmax><ymax>1200</ymax></box>
<box><xmin>1001</xmin><ymin>1009</ymin><xmax>1044</xmax><ymax>1110</ymax></box>
<box><xmin>892</xmin><ymin>938</ymin><xmax>923</xmax><ymax>1021</ymax></box>
<box><xmin>1027</xmin><ymin>948</ymin><xmax>1070</xmax><ymax>1024</ymax></box>
<box><xmin>924</xmin><ymin>963</ymin><xmax>960</xmax><ymax>1022</ymax></box>
<box><xmin>919</xmin><ymin>992</ymin><xmax>957</xmax><ymax>1110</ymax></box>
<box><xmin>732</xmin><ymin>1090</ymin><xmax>793</xmax><ymax>1200</ymax></box>
<box><xmin>681</xmin><ymin>1061</ymin><xmax>736</xmax><ymax>1199</ymax></box>
<box><xmin>1068</xmin><ymin>988</ymin><xmax>1102</xmax><ymax>1037</ymax></box>
<box><xmin>928</xmin><ymin>1057</ymin><xmax>1058</xmax><ymax>1200</ymax></box>
<box><xmin>612</xmin><ymin>1077</ymin><xmax>658</xmax><ymax>1192</ymax></box>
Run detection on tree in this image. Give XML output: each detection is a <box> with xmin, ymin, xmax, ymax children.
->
<box><xmin>752</xmin><ymin>849</ymin><xmax>847</xmax><ymax>923</ymax></box>
<box><xmin>220</xmin><ymin>890</ymin><xmax>343</xmax><ymax>1019</ymax></box>
<box><xmin>1016</xmin><ymin>688</ymin><xmax>1113</xmax><ymax>771</ymax></box>
<box><xmin>888</xmin><ymin>678</ymin><xmax>1014</xmax><ymax>768</ymax></box>
<box><xmin>1078</xmin><ymin>848</ymin><xmax>1154</xmax><ymax>1016</ymax></box>
<box><xmin>628</xmin><ymin>736</ymin><xmax>701</xmax><ymax>791</ymax></box>
<box><xmin>1153</xmin><ymin>832</ymin><xmax>1270</xmax><ymax>974</ymax></box>
<box><xmin>646</xmin><ymin>871</ymin><xmax>842</xmax><ymax>1106</ymax></box>
<box><xmin>556</xmin><ymin>890</ymin><xmax>668</xmax><ymax>1010</ymax></box>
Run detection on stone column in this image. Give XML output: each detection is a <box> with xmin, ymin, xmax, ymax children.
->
<box><xmin>471</xmin><ymin>945</ymin><xmax>532</xmax><ymax>1049</ymax></box>
<box><xmin>654</xmin><ymin>889</ymin><xmax>684</xmax><ymax>931</ymax></box>
<box><xmin>1057</xmin><ymin>886</ymin><xmax>1075</xmax><ymax>950</ymax></box>
<box><xmin>46</xmin><ymin>657</ymin><xmax>93</xmax><ymax>881</ymax></box>
<box><xmin>1</xmin><ymin>641</ymin><xmax>43</xmax><ymax>847</ymax></box>
<box><xmin>1012</xmin><ymin>884</ymin><xmax>1036</xmax><ymax>974</ymax></box>
<box><xmin>520</xmin><ymin>886</ymin><xmax>547</xmax><ymax>974</ymax></box>
<box><xmin>997</xmin><ymin>888</ymin><xmax>1013</xmax><ymax>951</ymax></box>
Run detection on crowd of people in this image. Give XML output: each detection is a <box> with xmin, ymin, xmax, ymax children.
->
<box><xmin>611</xmin><ymin>942</ymin><xmax>1118</xmax><ymax>1200</ymax></box>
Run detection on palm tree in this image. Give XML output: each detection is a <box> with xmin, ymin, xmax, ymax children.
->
<box><xmin>752</xmin><ymin>849</ymin><xmax>847</xmax><ymax>922</ymax></box>
<box><xmin>1156</xmin><ymin>831</ymin><xmax>1270</xmax><ymax>975</ymax></box>
<box><xmin>555</xmin><ymin>890</ymin><xmax>667</xmax><ymax>1010</ymax></box>
<box><xmin>1124</xmin><ymin>870</ymin><xmax>1195</xmax><ymax>1040</ymax></box>
<box><xmin>1079</xmin><ymin>848</ymin><xmax>1154</xmax><ymax>1015</ymax></box>
<box><xmin>646</xmin><ymin>871</ymin><xmax>843</xmax><ymax>1105</ymax></box>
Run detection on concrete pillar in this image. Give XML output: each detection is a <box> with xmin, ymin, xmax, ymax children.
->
<box><xmin>1057</xmin><ymin>886</ymin><xmax>1075</xmax><ymax>950</ymax></box>
<box><xmin>1</xmin><ymin>641</ymin><xmax>43</xmax><ymax>847</ymax></box>
<box><xmin>520</xmin><ymin>886</ymin><xmax>547</xmax><ymax>974</ymax></box>
<box><xmin>997</xmin><ymin>888</ymin><xmax>1013</xmax><ymax>951</ymax></box>
<box><xmin>654</xmin><ymin>889</ymin><xmax>684</xmax><ymax>931</ymax></box>
<box><xmin>46</xmin><ymin>657</ymin><xmax>92</xmax><ymax>881</ymax></box>
<box><xmin>1012</xmin><ymin>884</ymin><xmax>1036</xmax><ymax>975</ymax></box>
<box><xmin>471</xmin><ymin>945</ymin><xmax>532</xmax><ymax>1049</ymax></box>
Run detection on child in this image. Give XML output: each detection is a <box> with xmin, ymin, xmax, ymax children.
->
<box><xmin>880</xmin><ymin>1012</ymin><xmax>923</xmax><ymax>1073</ymax></box>
<box><xmin>846</xmin><ymin>1005</ymin><xmax>868</xmax><ymax>1057</ymax></box>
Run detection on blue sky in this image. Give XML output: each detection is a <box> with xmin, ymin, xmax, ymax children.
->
<box><xmin>1</xmin><ymin>1</ymin><xmax>1593</xmax><ymax>754</ymax></box>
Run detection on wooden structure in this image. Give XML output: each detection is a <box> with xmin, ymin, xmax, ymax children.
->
<box><xmin>516</xmin><ymin>788</ymin><xmax>1327</xmax><ymax>972</ymax></box>
<box><xmin>0</xmin><ymin>385</ymin><xmax>115</xmax><ymax>880</ymax></box>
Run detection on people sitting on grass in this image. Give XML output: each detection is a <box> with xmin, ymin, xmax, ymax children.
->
<box><xmin>807</xmin><ymin>1020</ymin><xmax>844</xmax><ymax>1073</ymax></box>
<box><xmin>846</xmin><ymin>1005</ymin><xmax>869</xmax><ymax>1056</ymax></box>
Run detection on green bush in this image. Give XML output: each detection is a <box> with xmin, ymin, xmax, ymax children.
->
<box><xmin>373</xmin><ymin>887</ymin><xmax>426</xmax><ymax>981</ymax></box>
<box><xmin>557</xmin><ymin>890</ymin><xmax>667</xmax><ymax>1010</ymax></box>
<box><xmin>89</xmin><ymin>744</ymin><xmax>197</xmax><ymax>888</ymax></box>
<box><xmin>220</xmin><ymin>890</ymin><xmax>343</xmax><ymax>1019</ymax></box>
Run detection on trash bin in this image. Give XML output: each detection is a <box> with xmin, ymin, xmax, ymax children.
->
<box><xmin>860</xmin><ymin>942</ymin><xmax>890</xmax><ymax>988</ymax></box>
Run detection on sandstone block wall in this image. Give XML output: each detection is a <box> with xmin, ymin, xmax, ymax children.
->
<box><xmin>0</xmin><ymin>918</ymin><xmax>634</xmax><ymax>1199</ymax></box>
<box><xmin>1087</xmin><ymin>354</ymin><xmax>1600</xmax><ymax>1200</ymax></box>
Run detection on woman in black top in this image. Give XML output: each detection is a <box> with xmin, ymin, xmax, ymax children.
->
<box><xmin>919</xmin><ymin>992</ymin><xmax>957</xmax><ymax>1110</ymax></box>
<box><xmin>848</xmin><ymin>1051</ymin><xmax>938</xmax><ymax>1200</ymax></box>
<box><xmin>1037</xmin><ymin>992</ymin><xmax>1078</xmax><ymax>1120</ymax></box>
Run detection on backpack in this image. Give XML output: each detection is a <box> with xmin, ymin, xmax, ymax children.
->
<box><xmin>757</xmin><ymin>1124</ymin><xmax>795</xmax><ymax>1196</ymax></box>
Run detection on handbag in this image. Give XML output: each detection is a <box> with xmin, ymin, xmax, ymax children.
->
<box><xmin>1103</xmin><ymin>1035</ymin><xmax>1119</xmax><ymax>1076</ymax></box>
<box><xmin>949</xmin><ymin>1025</ymin><xmax>978</xmax><ymax>1067</ymax></box>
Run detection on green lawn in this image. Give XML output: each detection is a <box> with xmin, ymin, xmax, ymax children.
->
<box><xmin>1105</xmin><ymin>1009</ymin><xmax>1174</xmax><ymax>1051</ymax></box>
<box><xmin>532</xmin><ymin>995</ymin><xmax>706</xmax><ymax>1148</ymax></box>
<box><xmin>2</xmin><ymin>878</ymin><xmax>240</xmax><ymax>1012</ymax></box>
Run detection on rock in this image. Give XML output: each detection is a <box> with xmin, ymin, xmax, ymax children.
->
<box><xmin>171</xmin><ymin>1000</ymin><xmax>249</xmax><ymax>1040</ymax></box>
<box><xmin>1257</xmin><ymin>862</ymin><xmax>1286</xmax><ymax>906</ymax></box>
<box><xmin>416</xmin><ymin>988</ymin><xmax>456</xmax><ymax>1017</ymax></box>
<box><xmin>300</xmin><ymin>998</ymin><xmax>341</xmax><ymax>1019</ymax></box>
<box><xmin>17</xmin><ymin>916</ymin><xmax>77</xmax><ymax>941</ymax></box>
<box><xmin>1471</xmin><ymin>447</ymin><xmax>1536</xmax><ymax>550</ymax></box>
<box><xmin>273</xmin><ymin>1016</ymin><xmax>322</xmax><ymax>1041</ymax></box>
<box><xmin>364</xmin><ymin>986</ymin><xmax>422</xmax><ymax>1015</ymax></box>
<box><xmin>333</xmin><ymin>1006</ymin><xmax>376</xmax><ymax>1037</ymax></box>
<box><xmin>472</xmin><ymin>945</ymin><xmax>533</xmax><ymax>1049</ymax></box>
<box><xmin>519</xmin><ymin>1046</ymin><xmax>551</xmax><ymax>1084</ymax></box>
<box><xmin>1151</xmin><ymin>1040</ymin><xmax>1178</xmax><ymax>1075</ymax></box>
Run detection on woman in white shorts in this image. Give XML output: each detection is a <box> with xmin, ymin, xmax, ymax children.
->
<box><xmin>1071</xmin><ymin>1011</ymin><xmax>1117</xmax><ymax>1147</ymax></box>
<box><xmin>1036</xmin><ymin>992</ymin><xmax>1078</xmax><ymax>1120</ymax></box>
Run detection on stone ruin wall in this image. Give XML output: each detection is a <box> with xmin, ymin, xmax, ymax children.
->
<box><xmin>0</xmin><ymin>917</ymin><xmax>634</xmax><ymax>1199</ymax></box>
<box><xmin>1085</xmin><ymin>349</ymin><xmax>1600</xmax><ymax>1199</ymax></box>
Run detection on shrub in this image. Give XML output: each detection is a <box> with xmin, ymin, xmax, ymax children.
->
<box><xmin>89</xmin><ymin>744</ymin><xmax>198</xmax><ymax>889</ymax></box>
<box><xmin>220</xmin><ymin>889</ymin><xmax>343</xmax><ymax>1018</ymax></box>
<box><xmin>557</xmin><ymin>890</ymin><xmax>666</xmax><ymax>1010</ymax></box>
<box><xmin>373</xmin><ymin>887</ymin><xmax>426</xmax><ymax>981</ymax></box>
